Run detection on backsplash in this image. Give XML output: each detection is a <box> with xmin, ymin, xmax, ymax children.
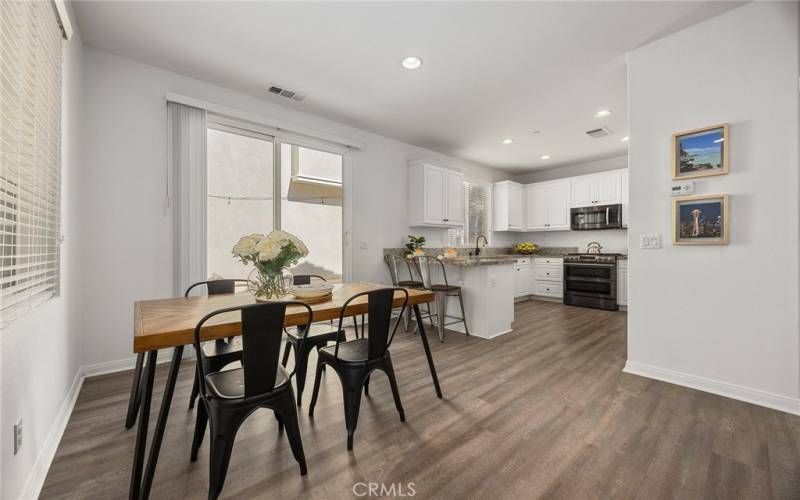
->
<box><xmin>515</xmin><ymin>229</ymin><xmax>628</xmax><ymax>254</ymax></box>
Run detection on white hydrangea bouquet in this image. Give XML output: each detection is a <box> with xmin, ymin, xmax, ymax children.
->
<box><xmin>232</xmin><ymin>230</ymin><xmax>309</xmax><ymax>300</ymax></box>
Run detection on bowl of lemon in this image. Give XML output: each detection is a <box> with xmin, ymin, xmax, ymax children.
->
<box><xmin>515</xmin><ymin>243</ymin><xmax>540</xmax><ymax>255</ymax></box>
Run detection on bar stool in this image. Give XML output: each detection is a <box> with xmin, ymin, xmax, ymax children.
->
<box><xmin>415</xmin><ymin>255</ymin><xmax>469</xmax><ymax>342</ymax></box>
<box><xmin>384</xmin><ymin>254</ymin><xmax>433</xmax><ymax>331</ymax></box>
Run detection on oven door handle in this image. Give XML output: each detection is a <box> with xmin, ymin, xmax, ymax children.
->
<box><xmin>564</xmin><ymin>262</ymin><xmax>616</xmax><ymax>267</ymax></box>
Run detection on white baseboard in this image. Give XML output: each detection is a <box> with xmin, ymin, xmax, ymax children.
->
<box><xmin>81</xmin><ymin>349</ymin><xmax>197</xmax><ymax>378</ymax></box>
<box><xmin>19</xmin><ymin>369</ymin><xmax>84</xmax><ymax>499</ymax></box>
<box><xmin>623</xmin><ymin>360</ymin><xmax>800</xmax><ymax>416</ymax></box>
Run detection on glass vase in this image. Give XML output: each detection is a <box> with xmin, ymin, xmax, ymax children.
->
<box><xmin>248</xmin><ymin>267</ymin><xmax>294</xmax><ymax>301</ymax></box>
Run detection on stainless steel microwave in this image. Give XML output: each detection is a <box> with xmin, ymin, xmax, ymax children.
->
<box><xmin>570</xmin><ymin>204</ymin><xmax>623</xmax><ymax>230</ymax></box>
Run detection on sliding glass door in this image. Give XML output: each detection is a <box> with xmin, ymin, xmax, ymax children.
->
<box><xmin>280</xmin><ymin>143</ymin><xmax>343</xmax><ymax>282</ymax></box>
<box><xmin>206</xmin><ymin>123</ymin><xmax>275</xmax><ymax>279</ymax></box>
<box><xmin>205</xmin><ymin>116</ymin><xmax>344</xmax><ymax>282</ymax></box>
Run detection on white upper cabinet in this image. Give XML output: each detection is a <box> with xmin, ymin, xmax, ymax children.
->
<box><xmin>525</xmin><ymin>180</ymin><xmax>570</xmax><ymax>231</ymax></box>
<box><xmin>446</xmin><ymin>170</ymin><xmax>465</xmax><ymax>224</ymax></box>
<box><xmin>409</xmin><ymin>161</ymin><xmax>464</xmax><ymax>227</ymax></box>
<box><xmin>525</xmin><ymin>183</ymin><xmax>549</xmax><ymax>231</ymax></box>
<box><xmin>570</xmin><ymin>171</ymin><xmax>622</xmax><ymax>208</ymax></box>
<box><xmin>547</xmin><ymin>181</ymin><xmax>571</xmax><ymax>230</ymax></box>
<box><xmin>493</xmin><ymin>181</ymin><xmax>524</xmax><ymax>231</ymax></box>
<box><xmin>570</xmin><ymin>177</ymin><xmax>594</xmax><ymax>207</ymax></box>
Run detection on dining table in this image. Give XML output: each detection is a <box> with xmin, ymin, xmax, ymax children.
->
<box><xmin>126</xmin><ymin>282</ymin><xmax>442</xmax><ymax>500</ymax></box>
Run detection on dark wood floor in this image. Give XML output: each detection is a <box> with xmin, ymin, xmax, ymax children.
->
<box><xmin>42</xmin><ymin>301</ymin><xmax>800</xmax><ymax>499</ymax></box>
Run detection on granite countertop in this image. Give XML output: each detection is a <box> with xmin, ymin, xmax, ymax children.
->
<box><xmin>438</xmin><ymin>256</ymin><xmax>517</xmax><ymax>267</ymax></box>
<box><xmin>383</xmin><ymin>246</ymin><xmax>579</xmax><ymax>266</ymax></box>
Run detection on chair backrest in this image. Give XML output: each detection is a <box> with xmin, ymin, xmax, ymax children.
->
<box><xmin>184</xmin><ymin>279</ymin><xmax>249</xmax><ymax>298</ymax></box>
<box><xmin>334</xmin><ymin>288</ymin><xmax>408</xmax><ymax>361</ymax></box>
<box><xmin>193</xmin><ymin>301</ymin><xmax>313</xmax><ymax>398</ymax></box>
<box><xmin>414</xmin><ymin>256</ymin><xmax>449</xmax><ymax>289</ymax></box>
<box><xmin>384</xmin><ymin>255</ymin><xmax>401</xmax><ymax>286</ymax></box>
<box><xmin>292</xmin><ymin>274</ymin><xmax>327</xmax><ymax>286</ymax></box>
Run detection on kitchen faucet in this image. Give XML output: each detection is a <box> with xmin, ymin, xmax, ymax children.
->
<box><xmin>474</xmin><ymin>235</ymin><xmax>488</xmax><ymax>256</ymax></box>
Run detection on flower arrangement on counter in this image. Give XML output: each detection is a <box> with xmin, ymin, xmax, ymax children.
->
<box><xmin>232</xmin><ymin>230</ymin><xmax>309</xmax><ymax>300</ymax></box>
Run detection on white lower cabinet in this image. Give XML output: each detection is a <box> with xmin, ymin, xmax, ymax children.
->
<box><xmin>513</xmin><ymin>259</ymin><xmax>531</xmax><ymax>298</ymax></box>
<box><xmin>617</xmin><ymin>260</ymin><xmax>628</xmax><ymax>306</ymax></box>
<box><xmin>532</xmin><ymin>257</ymin><xmax>563</xmax><ymax>299</ymax></box>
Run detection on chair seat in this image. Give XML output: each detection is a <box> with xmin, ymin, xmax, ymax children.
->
<box><xmin>286</xmin><ymin>323</ymin><xmax>341</xmax><ymax>340</ymax></box>
<box><xmin>202</xmin><ymin>337</ymin><xmax>243</xmax><ymax>359</ymax></box>
<box><xmin>398</xmin><ymin>280</ymin><xmax>423</xmax><ymax>287</ymax></box>
<box><xmin>319</xmin><ymin>338</ymin><xmax>374</xmax><ymax>363</ymax></box>
<box><xmin>431</xmin><ymin>284</ymin><xmax>461</xmax><ymax>292</ymax></box>
<box><xmin>205</xmin><ymin>366</ymin><xmax>290</xmax><ymax>400</ymax></box>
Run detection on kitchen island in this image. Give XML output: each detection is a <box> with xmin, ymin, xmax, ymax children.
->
<box><xmin>438</xmin><ymin>257</ymin><xmax>515</xmax><ymax>338</ymax></box>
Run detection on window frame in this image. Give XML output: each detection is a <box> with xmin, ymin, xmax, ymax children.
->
<box><xmin>449</xmin><ymin>179</ymin><xmax>493</xmax><ymax>248</ymax></box>
<box><xmin>204</xmin><ymin>113</ymin><xmax>352</xmax><ymax>281</ymax></box>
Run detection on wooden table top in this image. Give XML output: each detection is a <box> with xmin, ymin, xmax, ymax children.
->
<box><xmin>133</xmin><ymin>282</ymin><xmax>435</xmax><ymax>353</ymax></box>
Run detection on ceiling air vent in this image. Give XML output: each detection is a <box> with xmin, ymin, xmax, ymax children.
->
<box><xmin>267</xmin><ymin>84</ymin><xmax>307</xmax><ymax>103</ymax></box>
<box><xmin>585</xmin><ymin>127</ymin><xmax>613</xmax><ymax>138</ymax></box>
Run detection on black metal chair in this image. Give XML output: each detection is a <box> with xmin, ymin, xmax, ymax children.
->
<box><xmin>308</xmin><ymin>287</ymin><xmax>408</xmax><ymax>451</ymax></box>
<box><xmin>281</xmin><ymin>274</ymin><xmax>344</xmax><ymax>406</ymax></box>
<box><xmin>190</xmin><ymin>301</ymin><xmax>311</xmax><ymax>500</ymax></box>
<box><xmin>416</xmin><ymin>256</ymin><xmax>469</xmax><ymax>342</ymax></box>
<box><xmin>186</xmin><ymin>279</ymin><xmax>250</xmax><ymax>410</ymax></box>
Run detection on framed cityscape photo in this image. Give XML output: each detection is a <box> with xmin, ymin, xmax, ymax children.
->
<box><xmin>672</xmin><ymin>124</ymin><xmax>729</xmax><ymax>179</ymax></box>
<box><xmin>672</xmin><ymin>194</ymin><xmax>729</xmax><ymax>245</ymax></box>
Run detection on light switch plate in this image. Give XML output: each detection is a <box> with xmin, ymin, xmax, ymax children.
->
<box><xmin>639</xmin><ymin>233</ymin><xmax>662</xmax><ymax>249</ymax></box>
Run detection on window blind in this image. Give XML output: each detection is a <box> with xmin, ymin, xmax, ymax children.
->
<box><xmin>449</xmin><ymin>181</ymin><xmax>490</xmax><ymax>247</ymax></box>
<box><xmin>0</xmin><ymin>1</ymin><xmax>63</xmax><ymax>328</ymax></box>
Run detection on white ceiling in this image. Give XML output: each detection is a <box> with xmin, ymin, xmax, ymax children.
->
<box><xmin>73</xmin><ymin>1</ymin><xmax>743</xmax><ymax>172</ymax></box>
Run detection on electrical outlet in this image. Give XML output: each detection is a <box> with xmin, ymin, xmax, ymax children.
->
<box><xmin>13</xmin><ymin>420</ymin><xmax>22</xmax><ymax>455</ymax></box>
<box><xmin>639</xmin><ymin>233</ymin><xmax>662</xmax><ymax>249</ymax></box>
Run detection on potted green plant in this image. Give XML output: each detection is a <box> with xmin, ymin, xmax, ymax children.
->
<box><xmin>404</xmin><ymin>234</ymin><xmax>426</xmax><ymax>257</ymax></box>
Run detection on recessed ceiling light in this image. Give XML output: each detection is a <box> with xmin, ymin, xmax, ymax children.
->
<box><xmin>501</xmin><ymin>138</ymin><xmax>514</xmax><ymax>145</ymax></box>
<box><xmin>620</xmin><ymin>136</ymin><xmax>629</xmax><ymax>142</ymax></box>
<box><xmin>401</xmin><ymin>56</ymin><xmax>422</xmax><ymax>70</ymax></box>
<box><xmin>540</xmin><ymin>155</ymin><xmax>551</xmax><ymax>160</ymax></box>
<box><xmin>594</xmin><ymin>109</ymin><xmax>612</xmax><ymax>118</ymax></box>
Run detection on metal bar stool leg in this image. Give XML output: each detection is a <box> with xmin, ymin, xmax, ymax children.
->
<box><xmin>435</xmin><ymin>292</ymin><xmax>447</xmax><ymax>343</ymax></box>
<box><xmin>456</xmin><ymin>290</ymin><xmax>469</xmax><ymax>336</ymax></box>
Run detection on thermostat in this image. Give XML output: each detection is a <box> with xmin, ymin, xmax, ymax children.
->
<box><xmin>671</xmin><ymin>181</ymin><xmax>695</xmax><ymax>196</ymax></box>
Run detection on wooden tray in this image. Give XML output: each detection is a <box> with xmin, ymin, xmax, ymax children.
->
<box><xmin>290</xmin><ymin>293</ymin><xmax>333</xmax><ymax>305</ymax></box>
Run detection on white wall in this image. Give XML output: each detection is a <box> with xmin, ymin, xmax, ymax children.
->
<box><xmin>0</xmin><ymin>5</ymin><xmax>85</xmax><ymax>498</ymax></box>
<box><xmin>79</xmin><ymin>47</ymin><xmax>514</xmax><ymax>366</ymax></box>
<box><xmin>626</xmin><ymin>2</ymin><xmax>800</xmax><ymax>413</ymax></box>
<box><xmin>514</xmin><ymin>154</ymin><xmax>627</xmax><ymax>184</ymax></box>
<box><xmin>513</xmin><ymin>155</ymin><xmax>629</xmax><ymax>253</ymax></box>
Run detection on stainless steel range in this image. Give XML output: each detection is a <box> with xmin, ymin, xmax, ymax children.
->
<box><xmin>563</xmin><ymin>252</ymin><xmax>622</xmax><ymax>311</ymax></box>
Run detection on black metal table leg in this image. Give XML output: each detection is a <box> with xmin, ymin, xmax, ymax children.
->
<box><xmin>129</xmin><ymin>350</ymin><xmax>157</xmax><ymax>500</ymax></box>
<box><xmin>413</xmin><ymin>304</ymin><xmax>442</xmax><ymax>398</ymax></box>
<box><xmin>139</xmin><ymin>346</ymin><xmax>184</xmax><ymax>499</ymax></box>
<box><xmin>125</xmin><ymin>352</ymin><xmax>145</xmax><ymax>429</ymax></box>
